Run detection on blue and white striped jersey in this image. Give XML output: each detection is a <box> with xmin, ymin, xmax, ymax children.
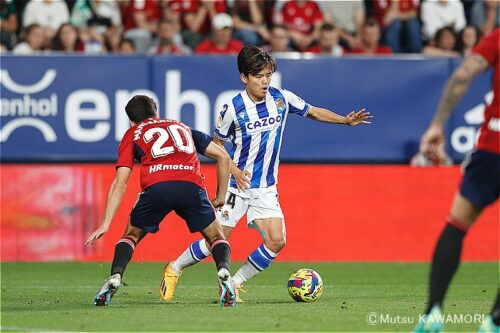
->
<box><xmin>214</xmin><ymin>86</ymin><xmax>311</xmax><ymax>189</ymax></box>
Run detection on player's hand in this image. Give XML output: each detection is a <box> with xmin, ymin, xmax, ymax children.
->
<box><xmin>420</xmin><ymin>124</ymin><xmax>445</xmax><ymax>160</ymax></box>
<box><xmin>345</xmin><ymin>109</ymin><xmax>372</xmax><ymax>126</ymax></box>
<box><xmin>233</xmin><ymin>169</ymin><xmax>251</xmax><ymax>192</ymax></box>
<box><xmin>211</xmin><ymin>196</ymin><xmax>225</xmax><ymax>209</ymax></box>
<box><xmin>85</xmin><ymin>225</ymin><xmax>108</xmax><ymax>245</ymax></box>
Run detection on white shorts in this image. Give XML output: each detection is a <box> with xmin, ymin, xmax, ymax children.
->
<box><xmin>216</xmin><ymin>185</ymin><xmax>284</xmax><ymax>228</ymax></box>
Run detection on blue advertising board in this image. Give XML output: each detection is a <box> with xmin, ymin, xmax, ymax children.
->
<box><xmin>0</xmin><ymin>55</ymin><xmax>492</xmax><ymax>163</ymax></box>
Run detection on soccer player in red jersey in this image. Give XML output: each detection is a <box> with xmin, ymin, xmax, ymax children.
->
<box><xmin>86</xmin><ymin>95</ymin><xmax>236</xmax><ymax>307</ymax></box>
<box><xmin>414</xmin><ymin>29</ymin><xmax>499</xmax><ymax>332</ymax></box>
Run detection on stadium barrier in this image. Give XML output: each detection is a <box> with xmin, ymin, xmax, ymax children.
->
<box><xmin>0</xmin><ymin>55</ymin><xmax>493</xmax><ymax>163</ymax></box>
<box><xmin>1</xmin><ymin>164</ymin><xmax>497</xmax><ymax>262</ymax></box>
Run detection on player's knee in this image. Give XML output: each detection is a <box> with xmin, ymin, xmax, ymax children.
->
<box><xmin>266</xmin><ymin>238</ymin><xmax>286</xmax><ymax>252</ymax></box>
<box><xmin>123</xmin><ymin>225</ymin><xmax>146</xmax><ymax>244</ymax></box>
<box><xmin>276</xmin><ymin>239</ymin><xmax>286</xmax><ymax>251</ymax></box>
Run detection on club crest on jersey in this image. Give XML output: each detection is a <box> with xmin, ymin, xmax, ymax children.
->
<box><xmin>275</xmin><ymin>98</ymin><xmax>286</xmax><ymax>113</ymax></box>
<box><xmin>246</xmin><ymin>115</ymin><xmax>282</xmax><ymax>132</ymax></box>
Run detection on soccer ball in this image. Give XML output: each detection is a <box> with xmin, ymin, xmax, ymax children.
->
<box><xmin>287</xmin><ymin>268</ymin><xmax>323</xmax><ymax>302</ymax></box>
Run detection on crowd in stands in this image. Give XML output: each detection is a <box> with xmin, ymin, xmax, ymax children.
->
<box><xmin>0</xmin><ymin>0</ymin><xmax>498</xmax><ymax>56</ymax></box>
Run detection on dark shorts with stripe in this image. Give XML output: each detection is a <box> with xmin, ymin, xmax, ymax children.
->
<box><xmin>130</xmin><ymin>181</ymin><xmax>216</xmax><ymax>233</ymax></box>
<box><xmin>460</xmin><ymin>150</ymin><xmax>500</xmax><ymax>208</ymax></box>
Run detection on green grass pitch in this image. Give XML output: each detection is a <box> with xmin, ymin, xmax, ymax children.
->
<box><xmin>1</xmin><ymin>262</ymin><xmax>497</xmax><ymax>332</ymax></box>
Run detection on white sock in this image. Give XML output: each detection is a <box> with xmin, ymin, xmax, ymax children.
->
<box><xmin>171</xmin><ymin>239</ymin><xmax>211</xmax><ymax>274</ymax></box>
<box><xmin>232</xmin><ymin>244</ymin><xmax>278</xmax><ymax>287</ymax></box>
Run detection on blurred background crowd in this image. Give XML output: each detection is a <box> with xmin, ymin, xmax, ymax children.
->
<box><xmin>0</xmin><ymin>0</ymin><xmax>498</xmax><ymax>56</ymax></box>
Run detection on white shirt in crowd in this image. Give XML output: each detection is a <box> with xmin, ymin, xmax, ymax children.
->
<box><xmin>22</xmin><ymin>0</ymin><xmax>70</xmax><ymax>31</ymax></box>
<box><xmin>421</xmin><ymin>0</ymin><xmax>467</xmax><ymax>40</ymax></box>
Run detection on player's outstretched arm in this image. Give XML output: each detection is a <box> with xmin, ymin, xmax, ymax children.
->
<box><xmin>306</xmin><ymin>107</ymin><xmax>372</xmax><ymax>126</ymax></box>
<box><xmin>204</xmin><ymin>141</ymin><xmax>230</xmax><ymax>208</ymax></box>
<box><xmin>212</xmin><ymin>136</ymin><xmax>251</xmax><ymax>192</ymax></box>
<box><xmin>420</xmin><ymin>54</ymin><xmax>488</xmax><ymax>158</ymax></box>
<box><xmin>85</xmin><ymin>167</ymin><xmax>132</xmax><ymax>245</ymax></box>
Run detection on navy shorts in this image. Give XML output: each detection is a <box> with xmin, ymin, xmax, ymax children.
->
<box><xmin>460</xmin><ymin>150</ymin><xmax>500</xmax><ymax>208</ymax></box>
<box><xmin>130</xmin><ymin>181</ymin><xmax>216</xmax><ymax>233</ymax></box>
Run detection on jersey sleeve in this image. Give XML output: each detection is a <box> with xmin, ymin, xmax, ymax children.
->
<box><xmin>472</xmin><ymin>29</ymin><xmax>499</xmax><ymax>66</ymax></box>
<box><xmin>115</xmin><ymin>130</ymin><xmax>134</xmax><ymax>169</ymax></box>
<box><xmin>190</xmin><ymin>128</ymin><xmax>212</xmax><ymax>154</ymax></box>
<box><xmin>214</xmin><ymin>103</ymin><xmax>235</xmax><ymax>141</ymax></box>
<box><xmin>282</xmin><ymin>89</ymin><xmax>311</xmax><ymax>117</ymax></box>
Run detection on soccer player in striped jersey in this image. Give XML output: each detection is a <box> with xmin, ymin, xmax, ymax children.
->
<box><xmin>160</xmin><ymin>46</ymin><xmax>372</xmax><ymax>302</ymax></box>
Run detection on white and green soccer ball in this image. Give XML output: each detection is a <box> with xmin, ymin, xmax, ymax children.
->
<box><xmin>287</xmin><ymin>268</ymin><xmax>323</xmax><ymax>302</ymax></box>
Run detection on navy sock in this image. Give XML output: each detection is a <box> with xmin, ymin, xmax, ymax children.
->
<box><xmin>111</xmin><ymin>237</ymin><xmax>136</xmax><ymax>277</ymax></box>
<box><xmin>425</xmin><ymin>221</ymin><xmax>467</xmax><ymax>314</ymax></box>
<box><xmin>211</xmin><ymin>239</ymin><xmax>231</xmax><ymax>271</ymax></box>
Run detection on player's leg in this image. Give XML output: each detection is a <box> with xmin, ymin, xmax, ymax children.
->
<box><xmin>95</xmin><ymin>184</ymin><xmax>171</xmax><ymax>306</ymax></box>
<box><xmin>426</xmin><ymin>151</ymin><xmax>499</xmax><ymax>315</ymax></box>
<box><xmin>231</xmin><ymin>217</ymin><xmax>284</xmax><ymax>288</ymax></box>
<box><xmin>94</xmin><ymin>222</ymin><xmax>148</xmax><ymax>306</ymax></box>
<box><xmin>160</xmin><ymin>184</ymin><xmax>244</xmax><ymax>304</ymax></box>
<box><xmin>199</xmin><ymin>219</ymin><xmax>237</xmax><ymax>307</ymax></box>
<box><xmin>231</xmin><ymin>185</ymin><xmax>285</xmax><ymax>289</ymax></box>
<box><xmin>96</xmin><ymin>183</ymin><xmax>170</xmax><ymax>305</ymax></box>
<box><xmin>414</xmin><ymin>193</ymin><xmax>483</xmax><ymax>330</ymax></box>
<box><xmin>415</xmin><ymin>150</ymin><xmax>499</xmax><ymax>332</ymax></box>
<box><xmin>425</xmin><ymin>192</ymin><xmax>482</xmax><ymax>314</ymax></box>
<box><xmin>200</xmin><ymin>221</ymin><xmax>231</xmax><ymax>271</ymax></box>
<box><xmin>169</xmin><ymin>225</ymin><xmax>235</xmax><ymax>273</ymax></box>
<box><xmin>160</xmin><ymin>190</ymin><xmax>247</xmax><ymax>301</ymax></box>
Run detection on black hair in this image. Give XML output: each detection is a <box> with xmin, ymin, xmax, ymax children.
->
<box><xmin>434</xmin><ymin>26</ymin><xmax>456</xmax><ymax>44</ymax></box>
<box><xmin>363</xmin><ymin>17</ymin><xmax>379</xmax><ymax>29</ymax></box>
<box><xmin>455</xmin><ymin>25</ymin><xmax>481</xmax><ymax>54</ymax></box>
<box><xmin>125</xmin><ymin>95</ymin><xmax>157</xmax><ymax>123</ymax></box>
<box><xmin>320</xmin><ymin>22</ymin><xmax>336</xmax><ymax>32</ymax></box>
<box><xmin>237</xmin><ymin>45</ymin><xmax>277</xmax><ymax>76</ymax></box>
<box><xmin>51</xmin><ymin>23</ymin><xmax>83</xmax><ymax>51</ymax></box>
<box><xmin>119</xmin><ymin>38</ymin><xmax>136</xmax><ymax>50</ymax></box>
<box><xmin>271</xmin><ymin>24</ymin><xmax>288</xmax><ymax>32</ymax></box>
<box><xmin>24</xmin><ymin>23</ymin><xmax>42</xmax><ymax>38</ymax></box>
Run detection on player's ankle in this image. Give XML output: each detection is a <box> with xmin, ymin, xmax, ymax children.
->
<box><xmin>170</xmin><ymin>261</ymin><xmax>183</xmax><ymax>274</ymax></box>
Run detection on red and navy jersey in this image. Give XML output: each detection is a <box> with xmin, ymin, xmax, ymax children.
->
<box><xmin>116</xmin><ymin>118</ymin><xmax>211</xmax><ymax>190</ymax></box>
<box><xmin>472</xmin><ymin>28</ymin><xmax>499</xmax><ymax>154</ymax></box>
<box><xmin>195</xmin><ymin>38</ymin><xmax>244</xmax><ymax>54</ymax></box>
<box><xmin>282</xmin><ymin>0</ymin><xmax>323</xmax><ymax>35</ymax></box>
<box><xmin>373</xmin><ymin>0</ymin><xmax>419</xmax><ymax>27</ymax></box>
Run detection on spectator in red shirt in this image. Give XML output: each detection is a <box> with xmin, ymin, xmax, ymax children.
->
<box><xmin>195</xmin><ymin>12</ymin><xmax>243</xmax><ymax>55</ymax></box>
<box><xmin>307</xmin><ymin>22</ymin><xmax>344</xmax><ymax>56</ymax></box>
<box><xmin>167</xmin><ymin>0</ymin><xmax>227</xmax><ymax>51</ymax></box>
<box><xmin>231</xmin><ymin>0</ymin><xmax>270</xmax><ymax>46</ymax></box>
<box><xmin>121</xmin><ymin>0</ymin><xmax>162</xmax><ymax>53</ymax></box>
<box><xmin>148</xmin><ymin>18</ymin><xmax>187</xmax><ymax>55</ymax></box>
<box><xmin>281</xmin><ymin>0</ymin><xmax>323</xmax><ymax>51</ymax></box>
<box><xmin>374</xmin><ymin>0</ymin><xmax>422</xmax><ymax>53</ymax></box>
<box><xmin>350</xmin><ymin>18</ymin><xmax>393</xmax><ymax>55</ymax></box>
